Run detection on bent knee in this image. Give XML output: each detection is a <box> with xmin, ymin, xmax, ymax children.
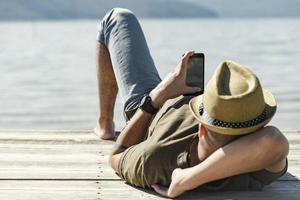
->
<box><xmin>260</xmin><ymin>126</ymin><xmax>289</xmax><ymax>159</ymax></box>
<box><xmin>108</xmin><ymin>7</ymin><xmax>136</xmax><ymax>23</ymax></box>
<box><xmin>100</xmin><ymin>7</ymin><xmax>135</xmax><ymax>25</ymax></box>
<box><xmin>98</xmin><ymin>8</ymin><xmax>136</xmax><ymax>44</ymax></box>
<box><xmin>112</xmin><ymin>8</ymin><xmax>134</xmax><ymax>17</ymax></box>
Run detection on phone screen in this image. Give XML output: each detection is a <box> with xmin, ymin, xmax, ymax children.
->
<box><xmin>186</xmin><ymin>53</ymin><xmax>204</xmax><ymax>92</ymax></box>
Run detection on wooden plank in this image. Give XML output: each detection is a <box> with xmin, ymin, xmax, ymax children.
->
<box><xmin>0</xmin><ymin>168</ymin><xmax>118</xmax><ymax>180</ymax></box>
<box><xmin>0</xmin><ymin>143</ymin><xmax>113</xmax><ymax>153</ymax></box>
<box><xmin>0</xmin><ymin>130</ymin><xmax>114</xmax><ymax>146</ymax></box>
<box><xmin>0</xmin><ymin>130</ymin><xmax>118</xmax><ymax>180</ymax></box>
<box><xmin>0</xmin><ymin>143</ymin><xmax>118</xmax><ymax>180</ymax></box>
<box><xmin>0</xmin><ymin>181</ymin><xmax>100</xmax><ymax>200</ymax></box>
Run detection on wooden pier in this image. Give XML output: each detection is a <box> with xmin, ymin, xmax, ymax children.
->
<box><xmin>0</xmin><ymin>130</ymin><xmax>299</xmax><ymax>200</ymax></box>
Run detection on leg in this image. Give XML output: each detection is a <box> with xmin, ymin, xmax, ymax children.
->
<box><xmin>179</xmin><ymin>126</ymin><xmax>289</xmax><ymax>190</ymax></box>
<box><xmin>94</xmin><ymin>43</ymin><xmax>118</xmax><ymax>139</ymax></box>
<box><xmin>95</xmin><ymin>8</ymin><xmax>161</xmax><ymax>129</ymax></box>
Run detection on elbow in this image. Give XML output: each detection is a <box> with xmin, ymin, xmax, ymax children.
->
<box><xmin>108</xmin><ymin>144</ymin><xmax>126</xmax><ymax>172</ymax></box>
<box><xmin>108</xmin><ymin>151</ymin><xmax>121</xmax><ymax>172</ymax></box>
<box><xmin>262</xmin><ymin>126</ymin><xmax>290</xmax><ymax>160</ymax></box>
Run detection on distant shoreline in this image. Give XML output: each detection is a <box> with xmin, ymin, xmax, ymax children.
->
<box><xmin>1</xmin><ymin>16</ymin><xmax>300</xmax><ymax>22</ymax></box>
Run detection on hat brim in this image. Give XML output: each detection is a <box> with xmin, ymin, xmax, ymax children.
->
<box><xmin>189</xmin><ymin>89</ymin><xmax>277</xmax><ymax>135</ymax></box>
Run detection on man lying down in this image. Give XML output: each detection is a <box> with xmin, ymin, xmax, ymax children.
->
<box><xmin>94</xmin><ymin>8</ymin><xmax>289</xmax><ymax>198</ymax></box>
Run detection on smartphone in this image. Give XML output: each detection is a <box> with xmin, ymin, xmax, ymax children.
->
<box><xmin>184</xmin><ymin>53</ymin><xmax>204</xmax><ymax>95</ymax></box>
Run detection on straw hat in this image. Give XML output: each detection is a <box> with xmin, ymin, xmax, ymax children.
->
<box><xmin>189</xmin><ymin>60</ymin><xmax>277</xmax><ymax>135</ymax></box>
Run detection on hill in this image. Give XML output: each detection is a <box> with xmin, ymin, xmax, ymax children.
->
<box><xmin>0</xmin><ymin>0</ymin><xmax>217</xmax><ymax>20</ymax></box>
<box><xmin>182</xmin><ymin>0</ymin><xmax>300</xmax><ymax>18</ymax></box>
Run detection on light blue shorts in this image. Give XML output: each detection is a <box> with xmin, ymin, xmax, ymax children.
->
<box><xmin>97</xmin><ymin>8</ymin><xmax>161</xmax><ymax>121</ymax></box>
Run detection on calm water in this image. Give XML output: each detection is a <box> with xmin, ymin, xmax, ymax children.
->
<box><xmin>0</xmin><ymin>19</ymin><xmax>299</xmax><ymax>130</ymax></box>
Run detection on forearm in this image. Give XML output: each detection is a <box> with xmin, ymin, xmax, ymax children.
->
<box><xmin>112</xmin><ymin>109</ymin><xmax>152</xmax><ymax>154</ymax></box>
<box><xmin>176</xmin><ymin>129</ymin><xmax>287</xmax><ymax>191</ymax></box>
<box><xmin>112</xmin><ymin>89</ymin><xmax>166</xmax><ymax>155</ymax></box>
<box><xmin>179</xmin><ymin>146</ymin><xmax>254</xmax><ymax>190</ymax></box>
<box><xmin>179</xmin><ymin>147</ymin><xmax>244</xmax><ymax>190</ymax></box>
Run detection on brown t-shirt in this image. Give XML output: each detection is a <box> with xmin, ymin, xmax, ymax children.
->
<box><xmin>117</xmin><ymin>96</ymin><xmax>198</xmax><ymax>187</ymax></box>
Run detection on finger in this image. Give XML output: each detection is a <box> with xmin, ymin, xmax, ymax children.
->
<box><xmin>182</xmin><ymin>50</ymin><xmax>194</xmax><ymax>58</ymax></box>
<box><xmin>151</xmin><ymin>184</ymin><xmax>168</xmax><ymax>197</ymax></box>
<box><xmin>181</xmin><ymin>50</ymin><xmax>194</xmax><ymax>62</ymax></box>
<box><xmin>180</xmin><ymin>51</ymin><xmax>195</xmax><ymax>73</ymax></box>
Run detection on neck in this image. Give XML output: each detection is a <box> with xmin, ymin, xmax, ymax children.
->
<box><xmin>197</xmin><ymin>134</ymin><xmax>220</xmax><ymax>161</ymax></box>
<box><xmin>189</xmin><ymin>134</ymin><xmax>219</xmax><ymax>167</ymax></box>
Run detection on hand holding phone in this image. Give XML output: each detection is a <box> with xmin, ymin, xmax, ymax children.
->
<box><xmin>184</xmin><ymin>53</ymin><xmax>205</xmax><ymax>96</ymax></box>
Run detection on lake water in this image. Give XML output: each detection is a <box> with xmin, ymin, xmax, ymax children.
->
<box><xmin>0</xmin><ymin>18</ymin><xmax>299</xmax><ymax>131</ymax></box>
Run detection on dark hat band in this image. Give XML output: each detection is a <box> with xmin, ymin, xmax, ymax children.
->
<box><xmin>198</xmin><ymin>103</ymin><xmax>267</xmax><ymax>129</ymax></box>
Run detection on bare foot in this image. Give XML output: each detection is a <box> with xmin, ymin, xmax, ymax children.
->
<box><xmin>94</xmin><ymin>118</ymin><xmax>115</xmax><ymax>140</ymax></box>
